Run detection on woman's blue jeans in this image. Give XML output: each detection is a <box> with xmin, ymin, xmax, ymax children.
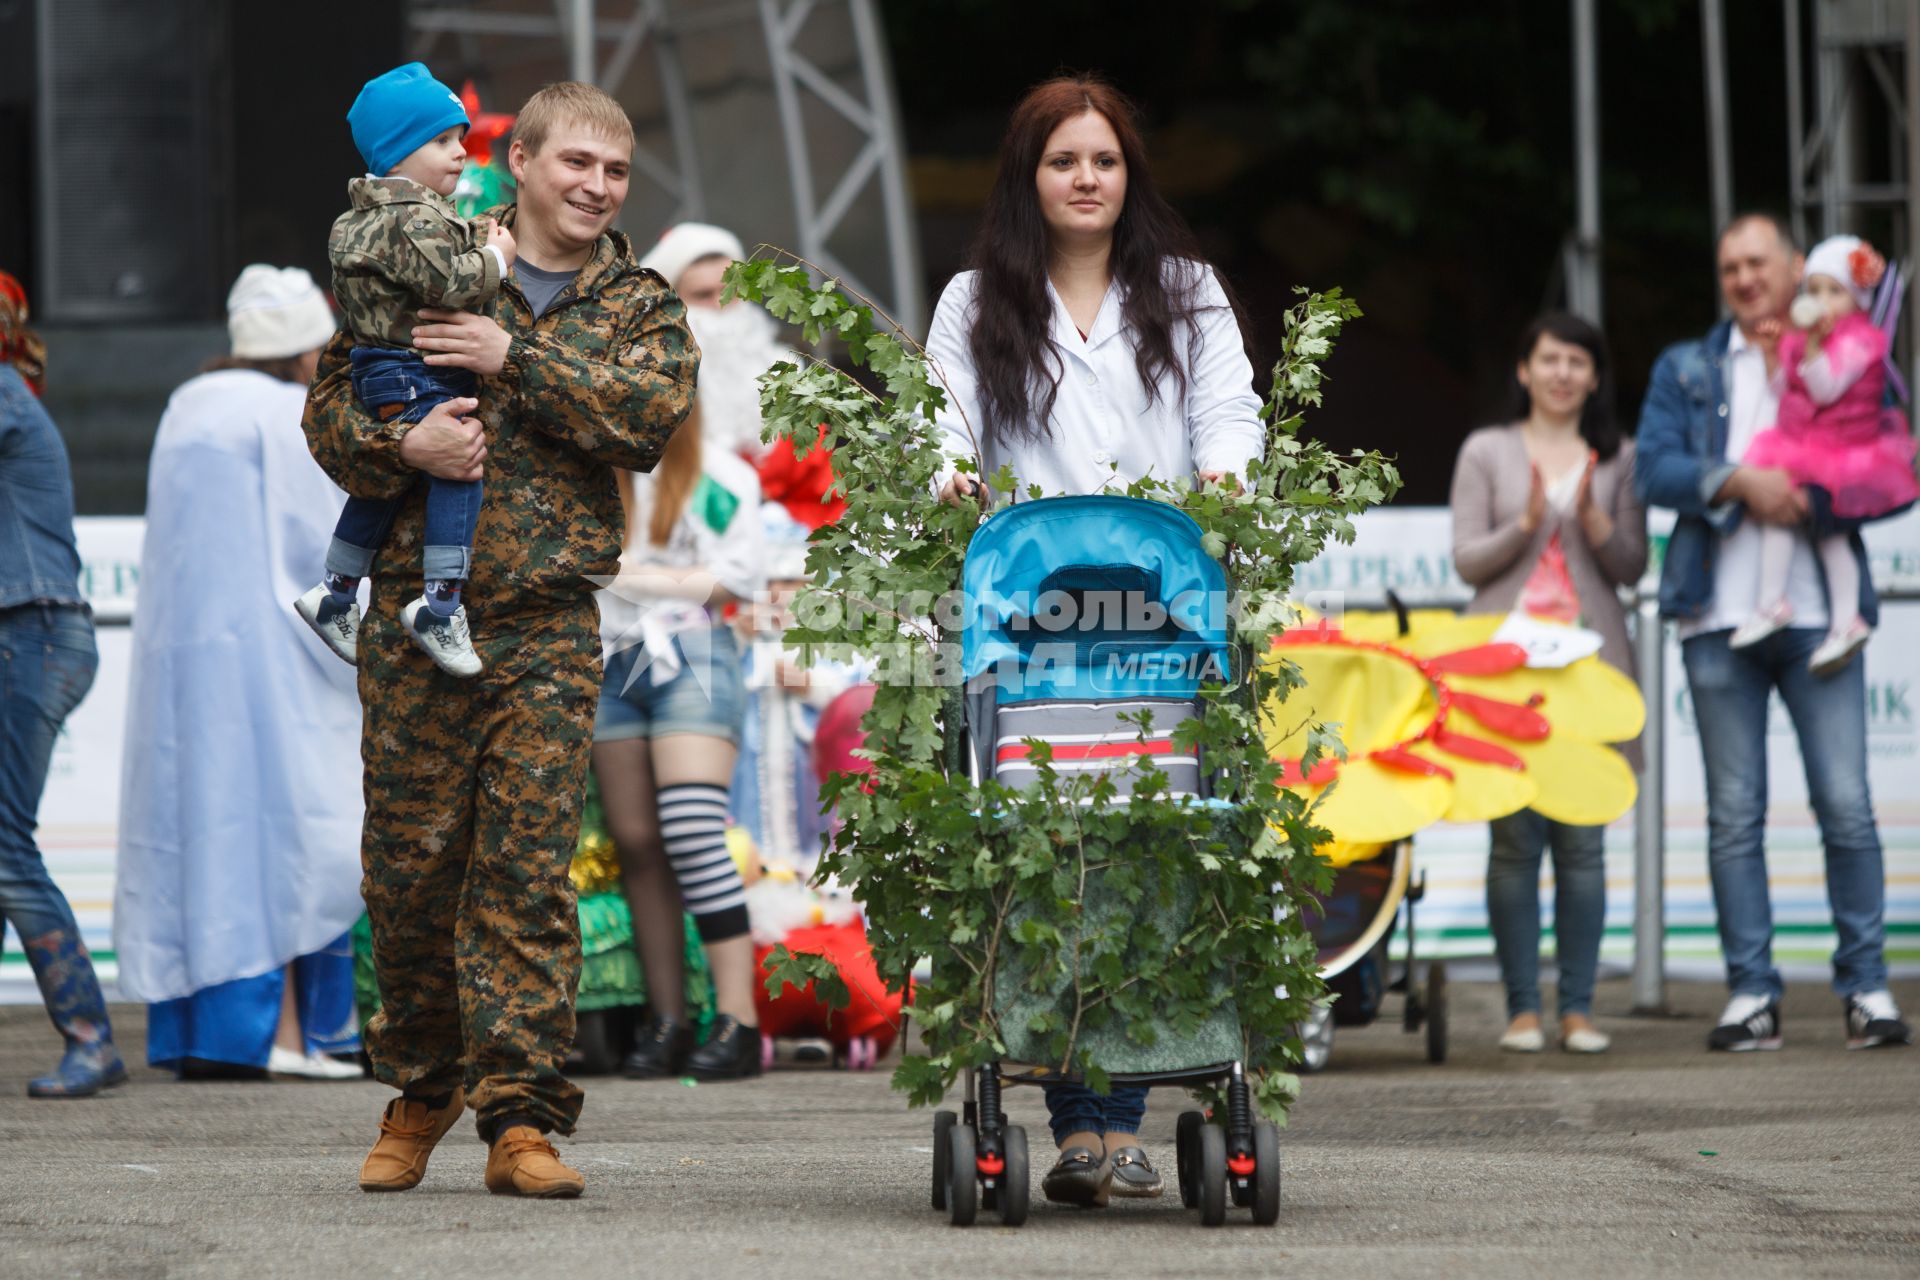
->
<box><xmin>1486</xmin><ymin>809</ymin><xmax>1606</xmax><ymax>1019</ymax></box>
<box><xmin>326</xmin><ymin>349</ymin><xmax>482</xmax><ymax>583</ymax></box>
<box><xmin>1042</xmin><ymin>1082</ymin><xmax>1149</xmax><ymax>1146</ymax></box>
<box><xmin>0</xmin><ymin>604</ymin><xmax>97</xmax><ymax>947</ymax></box>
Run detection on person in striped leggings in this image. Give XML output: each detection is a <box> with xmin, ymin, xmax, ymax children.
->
<box><xmin>592</xmin><ymin>402</ymin><xmax>767</xmax><ymax>1080</ymax></box>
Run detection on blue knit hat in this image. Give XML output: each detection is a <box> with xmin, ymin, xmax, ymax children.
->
<box><xmin>347</xmin><ymin>63</ymin><xmax>470</xmax><ymax>177</ymax></box>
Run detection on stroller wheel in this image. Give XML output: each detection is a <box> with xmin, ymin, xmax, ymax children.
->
<box><xmin>997</xmin><ymin>1126</ymin><xmax>1030</xmax><ymax>1227</ymax></box>
<box><xmin>1426</xmin><ymin>962</ymin><xmax>1449</xmax><ymax>1064</ymax></box>
<box><xmin>1197</xmin><ymin>1123</ymin><xmax>1227</xmax><ymax>1226</ymax></box>
<box><xmin>1250</xmin><ymin>1121</ymin><xmax>1281</xmax><ymax>1225</ymax></box>
<box><xmin>1175</xmin><ymin>1110</ymin><xmax>1204</xmax><ymax>1208</ymax></box>
<box><xmin>947</xmin><ymin>1122</ymin><xmax>979</xmax><ymax>1226</ymax></box>
<box><xmin>931</xmin><ymin>1110</ymin><xmax>957</xmax><ymax>1211</ymax></box>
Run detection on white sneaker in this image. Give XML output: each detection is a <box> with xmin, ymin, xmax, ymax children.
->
<box><xmin>1844</xmin><ymin>990</ymin><xmax>1911</xmax><ymax>1050</ymax></box>
<box><xmin>1708</xmin><ymin>991</ymin><xmax>1783</xmax><ymax>1051</ymax></box>
<box><xmin>1729</xmin><ymin>601</ymin><xmax>1794</xmax><ymax>650</ymax></box>
<box><xmin>1808</xmin><ymin>619</ymin><xmax>1871</xmax><ymax>677</ymax></box>
<box><xmin>401</xmin><ymin>596</ymin><xmax>483</xmax><ymax>677</ymax></box>
<box><xmin>267</xmin><ymin>1045</ymin><xmax>364</xmax><ymax>1080</ymax></box>
<box><xmin>294</xmin><ymin>585</ymin><xmax>360</xmax><ymax>665</ymax></box>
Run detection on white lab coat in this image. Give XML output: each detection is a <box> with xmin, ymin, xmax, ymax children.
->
<box><xmin>113</xmin><ymin>369</ymin><xmax>365</xmax><ymax>1002</ymax></box>
<box><xmin>926</xmin><ymin>260</ymin><xmax>1265</xmax><ymax>498</ymax></box>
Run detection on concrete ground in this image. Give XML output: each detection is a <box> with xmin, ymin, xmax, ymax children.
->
<box><xmin>2</xmin><ymin>976</ymin><xmax>1915</xmax><ymax>1280</ymax></box>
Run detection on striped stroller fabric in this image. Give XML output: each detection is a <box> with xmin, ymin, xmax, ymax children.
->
<box><xmin>992</xmin><ymin>698</ymin><xmax>1201</xmax><ymax>798</ymax></box>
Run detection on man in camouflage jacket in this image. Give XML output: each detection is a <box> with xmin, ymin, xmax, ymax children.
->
<box><xmin>303</xmin><ymin>85</ymin><xmax>694</xmax><ymax>1196</ymax></box>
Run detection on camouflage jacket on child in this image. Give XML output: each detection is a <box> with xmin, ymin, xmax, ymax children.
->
<box><xmin>329</xmin><ymin>176</ymin><xmax>502</xmax><ymax>350</ymax></box>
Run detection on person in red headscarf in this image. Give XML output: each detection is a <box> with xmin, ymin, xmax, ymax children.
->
<box><xmin>0</xmin><ymin>269</ymin><xmax>127</xmax><ymax>1097</ymax></box>
<box><xmin>0</xmin><ymin>270</ymin><xmax>48</xmax><ymax>396</ymax></box>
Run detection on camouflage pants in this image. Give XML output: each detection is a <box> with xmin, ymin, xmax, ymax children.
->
<box><xmin>356</xmin><ymin>587</ymin><xmax>600</xmax><ymax>1136</ymax></box>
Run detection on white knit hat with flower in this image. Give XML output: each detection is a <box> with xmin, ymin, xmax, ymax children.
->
<box><xmin>1802</xmin><ymin>234</ymin><xmax>1886</xmax><ymax>310</ymax></box>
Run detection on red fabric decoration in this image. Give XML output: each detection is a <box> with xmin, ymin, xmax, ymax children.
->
<box><xmin>1369</xmin><ymin>747</ymin><xmax>1455</xmax><ymax>780</ymax></box>
<box><xmin>757</xmin><ymin>424</ymin><xmax>846</xmax><ymax>529</ymax></box>
<box><xmin>1448</xmin><ymin>690</ymin><xmax>1551</xmax><ymax>742</ymax></box>
<box><xmin>1423</xmin><ymin>643</ymin><xmax>1529</xmax><ymax>677</ymax></box>
<box><xmin>1275</xmin><ymin>756</ymin><xmax>1340</xmax><ymax>787</ymax></box>
<box><xmin>754</xmin><ymin>919</ymin><xmax>909</xmax><ymax>1051</ymax></box>
<box><xmin>1431</xmin><ymin>728</ymin><xmax>1525</xmax><ymax>770</ymax></box>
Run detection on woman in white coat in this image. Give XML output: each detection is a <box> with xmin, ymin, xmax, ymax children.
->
<box><xmin>927</xmin><ymin>75</ymin><xmax>1264</xmax><ymax>1207</ymax></box>
<box><xmin>114</xmin><ymin>266</ymin><xmax>367</xmax><ymax>1079</ymax></box>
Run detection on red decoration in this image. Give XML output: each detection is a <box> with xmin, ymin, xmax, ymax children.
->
<box><xmin>1448</xmin><ymin>690</ymin><xmax>1550</xmax><ymax>741</ymax></box>
<box><xmin>757</xmin><ymin>424</ymin><xmax>846</xmax><ymax>529</ymax></box>
<box><xmin>1849</xmin><ymin>243</ymin><xmax>1887</xmax><ymax>291</ymax></box>
<box><xmin>458</xmin><ymin>81</ymin><xmax>517</xmax><ymax>169</ymax></box>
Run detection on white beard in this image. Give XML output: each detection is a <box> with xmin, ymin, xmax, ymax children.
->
<box><xmin>686</xmin><ymin>302</ymin><xmax>792</xmax><ymax>459</ymax></box>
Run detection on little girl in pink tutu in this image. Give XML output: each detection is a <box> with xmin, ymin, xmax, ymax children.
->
<box><xmin>1732</xmin><ymin>233</ymin><xmax>1920</xmax><ymax>674</ymax></box>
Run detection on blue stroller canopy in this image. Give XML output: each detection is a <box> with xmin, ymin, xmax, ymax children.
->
<box><xmin>960</xmin><ymin>495</ymin><xmax>1231</xmax><ymax>704</ymax></box>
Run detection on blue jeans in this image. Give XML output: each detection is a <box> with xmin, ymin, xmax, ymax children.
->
<box><xmin>1681</xmin><ymin>628</ymin><xmax>1887</xmax><ymax>1000</ymax></box>
<box><xmin>0</xmin><ymin>604</ymin><xmax>97</xmax><ymax>946</ymax></box>
<box><xmin>1042</xmin><ymin>1082</ymin><xmax>1149</xmax><ymax>1146</ymax></box>
<box><xmin>1486</xmin><ymin>809</ymin><xmax>1606</xmax><ymax>1019</ymax></box>
<box><xmin>327</xmin><ymin>349</ymin><xmax>482</xmax><ymax>583</ymax></box>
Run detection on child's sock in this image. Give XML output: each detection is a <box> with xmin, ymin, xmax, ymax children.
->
<box><xmin>425</xmin><ymin>579</ymin><xmax>464</xmax><ymax>618</ymax></box>
<box><xmin>324</xmin><ymin>571</ymin><xmax>359</xmax><ymax>604</ymax></box>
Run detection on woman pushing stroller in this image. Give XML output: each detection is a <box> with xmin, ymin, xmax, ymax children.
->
<box><xmin>927</xmin><ymin>74</ymin><xmax>1265</xmax><ymax>1206</ymax></box>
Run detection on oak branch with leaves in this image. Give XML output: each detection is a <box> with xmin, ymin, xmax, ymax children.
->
<box><xmin>723</xmin><ymin>253</ymin><xmax>1399</xmax><ymax>1121</ymax></box>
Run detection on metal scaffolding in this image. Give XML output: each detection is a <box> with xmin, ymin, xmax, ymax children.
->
<box><xmin>406</xmin><ymin>0</ymin><xmax>925</xmax><ymax>335</ymax></box>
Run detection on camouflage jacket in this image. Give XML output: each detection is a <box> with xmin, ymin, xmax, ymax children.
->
<box><xmin>329</xmin><ymin>177</ymin><xmax>502</xmax><ymax>350</ymax></box>
<box><xmin>303</xmin><ymin>205</ymin><xmax>699</xmax><ymax>619</ymax></box>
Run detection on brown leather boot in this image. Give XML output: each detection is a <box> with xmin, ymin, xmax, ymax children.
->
<box><xmin>483</xmin><ymin>1125</ymin><xmax>585</xmax><ymax>1198</ymax></box>
<box><xmin>358</xmin><ymin>1087</ymin><xmax>466</xmax><ymax>1192</ymax></box>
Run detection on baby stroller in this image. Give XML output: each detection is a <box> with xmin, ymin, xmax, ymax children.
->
<box><xmin>1296</xmin><ymin>840</ymin><xmax>1447</xmax><ymax>1071</ymax></box>
<box><xmin>931</xmin><ymin>495</ymin><xmax>1281</xmax><ymax>1228</ymax></box>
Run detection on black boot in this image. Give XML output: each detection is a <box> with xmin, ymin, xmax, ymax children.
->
<box><xmin>24</xmin><ymin>930</ymin><xmax>127</xmax><ymax>1098</ymax></box>
<box><xmin>684</xmin><ymin>1015</ymin><xmax>763</xmax><ymax>1081</ymax></box>
<box><xmin>621</xmin><ymin>1015</ymin><xmax>694</xmax><ymax>1078</ymax></box>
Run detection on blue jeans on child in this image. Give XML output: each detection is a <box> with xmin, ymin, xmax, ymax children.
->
<box><xmin>1681</xmin><ymin>627</ymin><xmax>1888</xmax><ymax>1001</ymax></box>
<box><xmin>0</xmin><ymin>604</ymin><xmax>98</xmax><ymax>947</ymax></box>
<box><xmin>326</xmin><ymin>349</ymin><xmax>482</xmax><ymax>584</ymax></box>
<box><xmin>1041</xmin><ymin>1082</ymin><xmax>1149</xmax><ymax>1146</ymax></box>
<box><xmin>1486</xmin><ymin>809</ymin><xmax>1607</xmax><ymax>1019</ymax></box>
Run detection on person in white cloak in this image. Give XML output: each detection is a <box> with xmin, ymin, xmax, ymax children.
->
<box><xmin>113</xmin><ymin>266</ymin><xmax>367</xmax><ymax>1080</ymax></box>
<box><xmin>639</xmin><ymin>222</ymin><xmax>792</xmax><ymax>463</ymax></box>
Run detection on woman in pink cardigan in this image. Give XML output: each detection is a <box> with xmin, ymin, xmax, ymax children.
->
<box><xmin>1448</xmin><ymin>312</ymin><xmax>1647</xmax><ymax>1056</ymax></box>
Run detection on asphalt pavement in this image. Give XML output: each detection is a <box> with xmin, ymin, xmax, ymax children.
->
<box><xmin>2</xmin><ymin>975</ymin><xmax>1915</xmax><ymax>1279</ymax></box>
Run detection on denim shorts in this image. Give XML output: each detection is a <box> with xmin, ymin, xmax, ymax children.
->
<box><xmin>595</xmin><ymin>625</ymin><xmax>745</xmax><ymax>744</ymax></box>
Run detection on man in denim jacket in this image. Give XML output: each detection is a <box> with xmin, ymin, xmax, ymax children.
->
<box><xmin>1635</xmin><ymin>213</ymin><xmax>1908</xmax><ymax>1053</ymax></box>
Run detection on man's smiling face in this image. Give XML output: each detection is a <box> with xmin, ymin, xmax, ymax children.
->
<box><xmin>509</xmin><ymin>126</ymin><xmax>632</xmax><ymax>255</ymax></box>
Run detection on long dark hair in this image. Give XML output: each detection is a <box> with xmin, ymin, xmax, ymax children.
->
<box><xmin>1510</xmin><ymin>311</ymin><xmax>1621</xmax><ymax>460</ymax></box>
<box><xmin>965</xmin><ymin>74</ymin><xmax>1226</xmax><ymax>447</ymax></box>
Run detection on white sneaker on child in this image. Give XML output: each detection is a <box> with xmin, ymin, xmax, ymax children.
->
<box><xmin>294</xmin><ymin>585</ymin><xmax>360</xmax><ymax>665</ymax></box>
<box><xmin>1808</xmin><ymin>619</ymin><xmax>1871</xmax><ymax>677</ymax></box>
<box><xmin>402</xmin><ymin>595</ymin><xmax>483</xmax><ymax>677</ymax></box>
<box><xmin>1729</xmin><ymin>601</ymin><xmax>1794</xmax><ymax>650</ymax></box>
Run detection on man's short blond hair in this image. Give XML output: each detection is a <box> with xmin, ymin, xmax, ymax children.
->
<box><xmin>513</xmin><ymin>81</ymin><xmax>635</xmax><ymax>156</ymax></box>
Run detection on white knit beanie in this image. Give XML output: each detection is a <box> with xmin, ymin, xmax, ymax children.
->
<box><xmin>639</xmin><ymin>222</ymin><xmax>747</xmax><ymax>291</ymax></box>
<box><xmin>226</xmin><ymin>265</ymin><xmax>336</xmax><ymax>359</ymax></box>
